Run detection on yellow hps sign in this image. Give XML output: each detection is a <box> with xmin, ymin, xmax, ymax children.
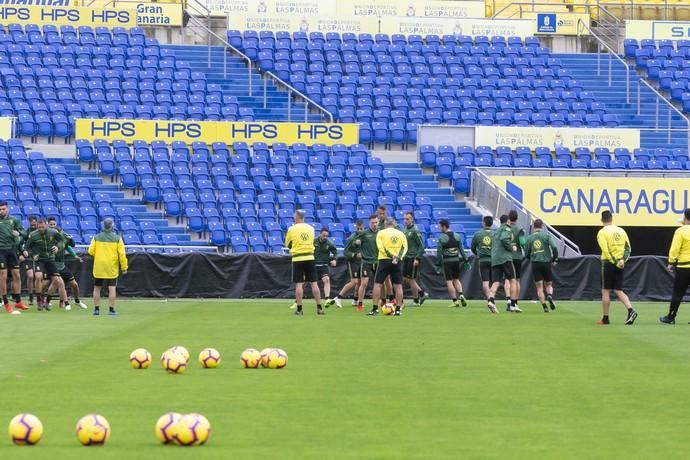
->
<box><xmin>0</xmin><ymin>117</ymin><xmax>14</xmax><ymax>140</ymax></box>
<box><xmin>0</xmin><ymin>5</ymin><xmax>136</xmax><ymax>27</ymax></box>
<box><xmin>77</xmin><ymin>1</ymin><xmax>183</xmax><ymax>26</ymax></box>
<box><xmin>74</xmin><ymin>119</ymin><xmax>360</xmax><ymax>146</ymax></box>
<box><xmin>490</xmin><ymin>176</ymin><xmax>690</xmax><ymax>227</ymax></box>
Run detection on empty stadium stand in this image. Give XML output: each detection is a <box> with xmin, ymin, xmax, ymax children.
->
<box><xmin>231</xmin><ymin>30</ymin><xmax>618</xmax><ymax>145</ymax></box>
<box><xmin>0</xmin><ymin>139</ymin><xmax>197</xmax><ymax>252</ymax></box>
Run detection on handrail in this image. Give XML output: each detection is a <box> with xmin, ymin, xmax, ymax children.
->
<box><xmin>637</xmin><ymin>78</ymin><xmax>690</xmax><ymax>146</ymax></box>
<box><xmin>471</xmin><ymin>168</ymin><xmax>582</xmax><ymax>256</ymax></box>
<box><xmin>577</xmin><ymin>18</ymin><xmax>630</xmax><ymax>104</ymax></box>
<box><xmin>184</xmin><ymin>16</ymin><xmax>332</xmax><ymax>122</ymax></box>
<box><xmin>264</xmin><ymin>71</ymin><xmax>334</xmax><ymax>123</ymax></box>
<box><xmin>490</xmin><ymin>1</ymin><xmax>622</xmax><ymax>26</ymax></box>
<box><xmin>185</xmin><ymin>14</ymin><xmax>253</xmax><ymax>92</ymax></box>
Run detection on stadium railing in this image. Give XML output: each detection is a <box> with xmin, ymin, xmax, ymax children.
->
<box><xmin>637</xmin><ymin>78</ymin><xmax>690</xmax><ymax>146</ymax></box>
<box><xmin>577</xmin><ymin>19</ymin><xmax>630</xmax><ymax>103</ymax></box>
<box><xmin>184</xmin><ymin>13</ymin><xmax>333</xmax><ymax>122</ymax></box>
<box><xmin>489</xmin><ymin>0</ymin><xmax>690</xmax><ymax>22</ymax></box>
<box><xmin>469</xmin><ymin>168</ymin><xmax>582</xmax><ymax>257</ymax></box>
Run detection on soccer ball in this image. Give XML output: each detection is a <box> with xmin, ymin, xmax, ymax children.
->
<box><xmin>163</xmin><ymin>351</ymin><xmax>187</xmax><ymax>374</ymax></box>
<box><xmin>129</xmin><ymin>348</ymin><xmax>152</xmax><ymax>369</ymax></box>
<box><xmin>266</xmin><ymin>348</ymin><xmax>288</xmax><ymax>369</ymax></box>
<box><xmin>75</xmin><ymin>414</ymin><xmax>110</xmax><ymax>446</ymax></box>
<box><xmin>173</xmin><ymin>413</ymin><xmax>211</xmax><ymax>447</ymax></box>
<box><xmin>240</xmin><ymin>348</ymin><xmax>261</xmax><ymax>368</ymax></box>
<box><xmin>199</xmin><ymin>348</ymin><xmax>222</xmax><ymax>368</ymax></box>
<box><xmin>155</xmin><ymin>412</ymin><xmax>182</xmax><ymax>444</ymax></box>
<box><xmin>259</xmin><ymin>348</ymin><xmax>272</xmax><ymax>368</ymax></box>
<box><xmin>169</xmin><ymin>346</ymin><xmax>190</xmax><ymax>364</ymax></box>
<box><xmin>8</xmin><ymin>413</ymin><xmax>43</xmax><ymax>445</ymax></box>
<box><xmin>381</xmin><ymin>303</ymin><xmax>395</xmax><ymax>315</ymax></box>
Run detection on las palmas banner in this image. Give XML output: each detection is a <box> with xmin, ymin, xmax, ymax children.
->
<box><xmin>474</xmin><ymin>126</ymin><xmax>641</xmax><ymax>151</ymax></box>
<box><xmin>490</xmin><ymin>176</ymin><xmax>690</xmax><ymax>227</ymax></box>
<box><xmin>228</xmin><ymin>14</ymin><xmax>378</xmax><ymax>33</ymax></box>
<box><xmin>0</xmin><ymin>5</ymin><xmax>136</xmax><ymax>27</ymax></box>
<box><xmin>626</xmin><ymin>20</ymin><xmax>690</xmax><ymax>40</ymax></box>
<box><xmin>336</xmin><ymin>0</ymin><xmax>485</xmax><ymax>18</ymax></box>
<box><xmin>212</xmin><ymin>0</ymin><xmax>485</xmax><ymax>17</ymax></box>
<box><xmin>0</xmin><ymin>117</ymin><xmax>14</xmax><ymax>140</ymax></box>
<box><xmin>380</xmin><ymin>17</ymin><xmax>534</xmax><ymax>38</ymax></box>
<box><xmin>75</xmin><ymin>119</ymin><xmax>360</xmax><ymax>146</ymax></box>
<box><xmin>210</xmin><ymin>0</ymin><xmax>336</xmax><ymax>16</ymax></box>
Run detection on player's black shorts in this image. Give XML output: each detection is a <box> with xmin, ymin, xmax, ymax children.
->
<box><xmin>59</xmin><ymin>266</ymin><xmax>75</xmax><ymax>283</ymax></box>
<box><xmin>403</xmin><ymin>257</ymin><xmax>420</xmax><ymax>279</ymax></box>
<box><xmin>532</xmin><ymin>262</ymin><xmax>553</xmax><ymax>282</ymax></box>
<box><xmin>292</xmin><ymin>260</ymin><xmax>317</xmax><ymax>283</ymax></box>
<box><xmin>492</xmin><ymin>261</ymin><xmax>516</xmax><ymax>281</ymax></box>
<box><xmin>513</xmin><ymin>259</ymin><xmax>522</xmax><ymax>279</ymax></box>
<box><xmin>0</xmin><ymin>249</ymin><xmax>19</xmax><ymax>270</ymax></box>
<box><xmin>348</xmin><ymin>260</ymin><xmax>362</xmax><ymax>279</ymax></box>
<box><xmin>374</xmin><ymin>259</ymin><xmax>402</xmax><ymax>285</ymax></box>
<box><xmin>442</xmin><ymin>261</ymin><xmax>461</xmax><ymax>281</ymax></box>
<box><xmin>35</xmin><ymin>260</ymin><xmax>59</xmax><ymax>278</ymax></box>
<box><xmin>316</xmin><ymin>264</ymin><xmax>330</xmax><ymax>279</ymax></box>
<box><xmin>602</xmin><ymin>262</ymin><xmax>624</xmax><ymax>291</ymax></box>
<box><xmin>479</xmin><ymin>260</ymin><xmax>492</xmax><ymax>283</ymax></box>
<box><xmin>361</xmin><ymin>263</ymin><xmax>378</xmax><ymax>278</ymax></box>
<box><xmin>94</xmin><ymin>277</ymin><xmax>118</xmax><ymax>288</ymax></box>
<box><xmin>20</xmin><ymin>259</ymin><xmax>34</xmax><ymax>272</ymax></box>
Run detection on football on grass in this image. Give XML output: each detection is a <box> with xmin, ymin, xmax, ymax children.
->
<box><xmin>8</xmin><ymin>413</ymin><xmax>43</xmax><ymax>445</ymax></box>
<box><xmin>75</xmin><ymin>414</ymin><xmax>110</xmax><ymax>446</ymax></box>
<box><xmin>198</xmin><ymin>348</ymin><xmax>221</xmax><ymax>368</ymax></box>
<box><xmin>240</xmin><ymin>348</ymin><xmax>261</xmax><ymax>368</ymax></box>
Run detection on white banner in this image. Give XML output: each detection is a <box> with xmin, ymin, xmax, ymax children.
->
<box><xmin>626</xmin><ymin>20</ymin><xmax>690</xmax><ymax>40</ymax></box>
<box><xmin>475</xmin><ymin>126</ymin><xmax>641</xmax><ymax>151</ymax></box>
<box><xmin>381</xmin><ymin>17</ymin><xmax>534</xmax><ymax>38</ymax></box>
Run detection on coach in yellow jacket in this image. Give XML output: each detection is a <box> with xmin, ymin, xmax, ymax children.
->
<box><xmin>88</xmin><ymin>218</ymin><xmax>128</xmax><ymax>316</ymax></box>
<box><xmin>660</xmin><ymin>208</ymin><xmax>690</xmax><ymax>324</ymax></box>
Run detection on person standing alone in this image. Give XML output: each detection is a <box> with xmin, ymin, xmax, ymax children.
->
<box><xmin>88</xmin><ymin>218</ymin><xmax>128</xmax><ymax>316</ymax></box>
<box><xmin>660</xmin><ymin>208</ymin><xmax>690</xmax><ymax>324</ymax></box>
<box><xmin>596</xmin><ymin>210</ymin><xmax>637</xmax><ymax>325</ymax></box>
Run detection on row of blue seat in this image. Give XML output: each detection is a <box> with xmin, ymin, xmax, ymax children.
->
<box><xmin>228</xmin><ymin>29</ymin><xmax>541</xmax><ymax>48</ymax></box>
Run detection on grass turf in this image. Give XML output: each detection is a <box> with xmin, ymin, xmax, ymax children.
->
<box><xmin>1</xmin><ymin>299</ymin><xmax>689</xmax><ymax>459</ymax></box>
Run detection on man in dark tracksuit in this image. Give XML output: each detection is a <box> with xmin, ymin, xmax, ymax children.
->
<box><xmin>435</xmin><ymin>219</ymin><xmax>470</xmax><ymax>308</ymax></box>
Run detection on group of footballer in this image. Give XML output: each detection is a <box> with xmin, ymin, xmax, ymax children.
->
<box><xmin>284</xmin><ymin>204</ymin><xmax>563</xmax><ymax>316</ymax></box>
<box><xmin>0</xmin><ymin>201</ymin><xmax>87</xmax><ymax>315</ymax></box>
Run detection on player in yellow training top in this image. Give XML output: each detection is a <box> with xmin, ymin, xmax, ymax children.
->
<box><xmin>285</xmin><ymin>209</ymin><xmax>323</xmax><ymax>316</ymax></box>
<box><xmin>368</xmin><ymin>218</ymin><xmax>407</xmax><ymax>316</ymax></box>
<box><xmin>660</xmin><ymin>208</ymin><xmax>690</xmax><ymax>324</ymax></box>
<box><xmin>596</xmin><ymin>210</ymin><xmax>637</xmax><ymax>325</ymax></box>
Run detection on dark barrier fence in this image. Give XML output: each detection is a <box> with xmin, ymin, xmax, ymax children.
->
<box><xmin>64</xmin><ymin>253</ymin><xmax>679</xmax><ymax>302</ymax></box>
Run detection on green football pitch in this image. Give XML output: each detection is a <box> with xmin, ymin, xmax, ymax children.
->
<box><xmin>1</xmin><ymin>299</ymin><xmax>689</xmax><ymax>460</ymax></box>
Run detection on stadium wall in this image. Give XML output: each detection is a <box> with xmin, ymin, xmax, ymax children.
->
<box><xmin>63</xmin><ymin>254</ymin><xmax>677</xmax><ymax>302</ymax></box>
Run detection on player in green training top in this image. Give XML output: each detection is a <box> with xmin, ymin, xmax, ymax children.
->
<box><xmin>314</xmin><ymin>228</ymin><xmax>338</xmax><ymax>307</ymax></box>
<box><xmin>19</xmin><ymin>215</ymin><xmax>39</xmax><ymax>306</ymax></box>
<box><xmin>25</xmin><ymin>218</ymin><xmax>65</xmax><ymax>310</ymax></box>
<box><xmin>471</xmin><ymin>215</ymin><xmax>494</xmax><ymax>302</ymax></box>
<box><xmin>487</xmin><ymin>214</ymin><xmax>516</xmax><ymax>314</ymax></box>
<box><xmin>508</xmin><ymin>210</ymin><xmax>525</xmax><ymax>313</ymax></box>
<box><xmin>524</xmin><ymin>219</ymin><xmax>558</xmax><ymax>313</ymax></box>
<box><xmin>48</xmin><ymin>217</ymin><xmax>88</xmax><ymax>311</ymax></box>
<box><xmin>356</xmin><ymin>215</ymin><xmax>379</xmax><ymax>312</ymax></box>
<box><xmin>435</xmin><ymin>219</ymin><xmax>470</xmax><ymax>308</ymax></box>
<box><xmin>0</xmin><ymin>201</ymin><xmax>28</xmax><ymax>314</ymax></box>
<box><xmin>331</xmin><ymin>220</ymin><xmax>364</xmax><ymax>309</ymax></box>
<box><xmin>403</xmin><ymin>212</ymin><xmax>429</xmax><ymax>306</ymax></box>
